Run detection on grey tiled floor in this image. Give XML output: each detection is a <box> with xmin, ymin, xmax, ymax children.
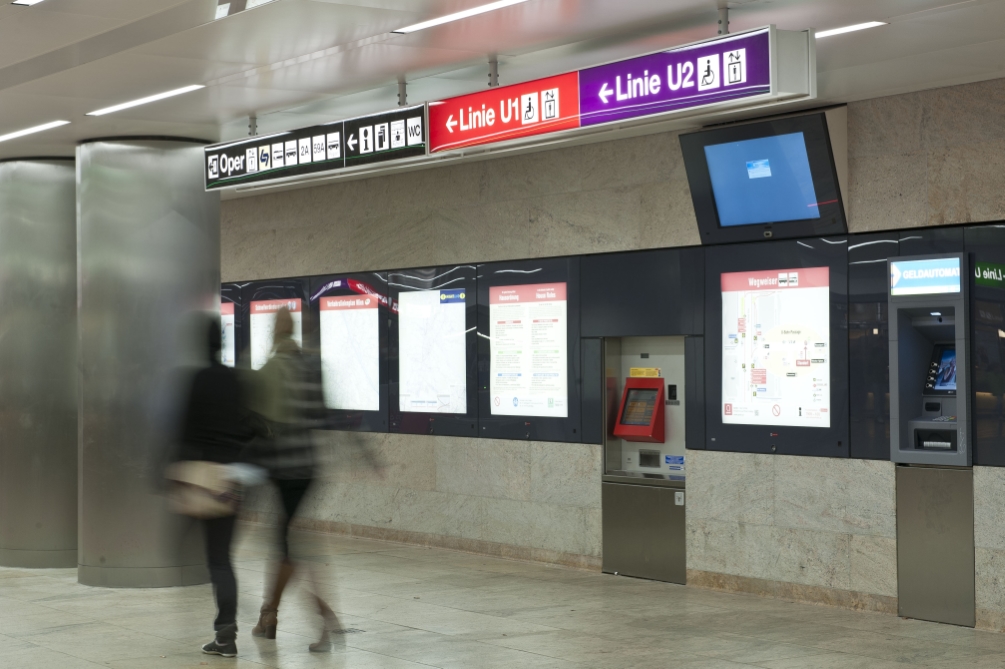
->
<box><xmin>1</xmin><ymin>524</ymin><xmax>1004</xmax><ymax>668</ymax></box>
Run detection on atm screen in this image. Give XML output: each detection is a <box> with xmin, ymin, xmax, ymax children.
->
<box><xmin>933</xmin><ymin>348</ymin><xmax>957</xmax><ymax>391</ymax></box>
<box><xmin>621</xmin><ymin>388</ymin><xmax>659</xmax><ymax>426</ymax></box>
<box><xmin>925</xmin><ymin>346</ymin><xmax>957</xmax><ymax>394</ymax></box>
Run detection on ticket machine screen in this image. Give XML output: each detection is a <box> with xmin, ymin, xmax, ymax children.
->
<box><xmin>620</xmin><ymin>388</ymin><xmax>659</xmax><ymax>426</ymax></box>
<box><xmin>925</xmin><ymin>345</ymin><xmax>956</xmax><ymax>395</ymax></box>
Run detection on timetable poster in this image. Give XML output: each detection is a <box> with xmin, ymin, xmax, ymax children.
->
<box><xmin>489</xmin><ymin>283</ymin><xmax>568</xmax><ymax>417</ymax></box>
<box><xmin>398</xmin><ymin>290</ymin><xmax>467</xmax><ymax>413</ymax></box>
<box><xmin>319</xmin><ymin>294</ymin><xmax>380</xmax><ymax>411</ymax></box>
<box><xmin>721</xmin><ymin>267</ymin><xmax>830</xmax><ymax>428</ymax></box>
<box><xmin>250</xmin><ymin>298</ymin><xmax>303</xmax><ymax>370</ymax></box>
<box><xmin>221</xmin><ymin>302</ymin><xmax>236</xmax><ymax>368</ymax></box>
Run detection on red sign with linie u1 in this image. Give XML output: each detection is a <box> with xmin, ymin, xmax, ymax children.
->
<box><xmin>427</xmin><ymin>72</ymin><xmax>580</xmax><ymax>153</ymax></box>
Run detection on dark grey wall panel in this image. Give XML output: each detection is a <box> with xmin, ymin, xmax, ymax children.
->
<box><xmin>581</xmin><ymin>247</ymin><xmax>704</xmax><ymax>337</ymax></box>
<box><xmin>848</xmin><ymin>233</ymin><xmax>899</xmax><ymax>460</ymax></box>
<box><xmin>685</xmin><ymin>336</ymin><xmax>705</xmax><ymax>451</ymax></box>
<box><xmin>581</xmin><ymin>338</ymin><xmax>603</xmax><ymax>445</ymax></box>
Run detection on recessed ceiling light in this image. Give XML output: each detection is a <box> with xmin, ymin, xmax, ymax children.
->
<box><xmin>392</xmin><ymin>0</ymin><xmax>531</xmax><ymax>34</ymax></box>
<box><xmin>930</xmin><ymin>311</ymin><xmax>942</xmax><ymax>316</ymax></box>
<box><xmin>815</xmin><ymin>21</ymin><xmax>887</xmax><ymax>38</ymax></box>
<box><xmin>86</xmin><ymin>85</ymin><xmax>205</xmax><ymax>116</ymax></box>
<box><xmin>11</xmin><ymin>0</ymin><xmax>46</xmax><ymax>5</ymax></box>
<box><xmin>0</xmin><ymin>120</ymin><xmax>69</xmax><ymax>143</ymax></box>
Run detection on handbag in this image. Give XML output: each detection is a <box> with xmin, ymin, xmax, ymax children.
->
<box><xmin>164</xmin><ymin>461</ymin><xmax>242</xmax><ymax>519</ymax></box>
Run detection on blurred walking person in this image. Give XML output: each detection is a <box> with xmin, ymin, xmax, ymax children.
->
<box><xmin>171</xmin><ymin>316</ymin><xmax>258</xmax><ymax>658</ymax></box>
<box><xmin>249</xmin><ymin>307</ymin><xmax>339</xmax><ymax>651</ymax></box>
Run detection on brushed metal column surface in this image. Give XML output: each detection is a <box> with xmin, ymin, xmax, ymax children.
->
<box><xmin>0</xmin><ymin>160</ymin><xmax>78</xmax><ymax>568</ymax></box>
<box><xmin>602</xmin><ymin>482</ymin><xmax>686</xmax><ymax>584</ymax></box>
<box><xmin>77</xmin><ymin>140</ymin><xmax>219</xmax><ymax>587</ymax></box>
<box><xmin>896</xmin><ymin>466</ymin><xmax>975</xmax><ymax>627</ymax></box>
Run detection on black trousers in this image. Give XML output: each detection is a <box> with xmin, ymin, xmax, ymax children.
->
<box><xmin>203</xmin><ymin>514</ymin><xmax>238</xmax><ymax>629</ymax></box>
<box><xmin>274</xmin><ymin>477</ymin><xmax>313</xmax><ymax>559</ymax></box>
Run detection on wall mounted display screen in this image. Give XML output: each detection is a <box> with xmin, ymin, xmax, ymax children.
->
<box><xmin>398</xmin><ymin>289</ymin><xmax>468</xmax><ymax>413</ymax></box>
<box><xmin>704</xmin><ymin>132</ymin><xmax>819</xmax><ymax>227</ymax></box>
<box><xmin>721</xmin><ymin>266</ymin><xmax>831</xmax><ymax>428</ymax></box>
<box><xmin>621</xmin><ymin>388</ymin><xmax>659</xmax><ymax>426</ymax></box>
<box><xmin>250</xmin><ymin>298</ymin><xmax>303</xmax><ymax>370</ymax></box>
<box><xmin>680</xmin><ymin>112</ymin><xmax>846</xmax><ymax>245</ymax></box>
<box><xmin>318</xmin><ymin>289</ymin><xmax>380</xmax><ymax>411</ymax></box>
<box><xmin>890</xmin><ymin>257</ymin><xmax>961</xmax><ymax>296</ymax></box>
<box><xmin>489</xmin><ymin>283</ymin><xmax>568</xmax><ymax>418</ymax></box>
<box><xmin>221</xmin><ymin>302</ymin><xmax>237</xmax><ymax>368</ymax></box>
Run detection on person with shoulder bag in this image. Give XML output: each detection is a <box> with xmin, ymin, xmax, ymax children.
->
<box><xmin>168</xmin><ymin>316</ymin><xmax>264</xmax><ymax>658</ymax></box>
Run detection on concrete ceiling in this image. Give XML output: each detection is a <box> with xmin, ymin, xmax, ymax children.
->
<box><xmin>0</xmin><ymin>0</ymin><xmax>1003</xmax><ymax>159</ymax></box>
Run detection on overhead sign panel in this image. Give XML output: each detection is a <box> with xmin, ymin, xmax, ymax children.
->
<box><xmin>579</xmin><ymin>29</ymin><xmax>772</xmax><ymax>126</ymax></box>
<box><xmin>890</xmin><ymin>257</ymin><xmax>962</xmax><ymax>296</ymax></box>
<box><xmin>428</xmin><ymin>72</ymin><xmax>580</xmax><ymax>153</ymax></box>
<box><xmin>204</xmin><ymin>105</ymin><xmax>427</xmax><ymax>190</ymax></box>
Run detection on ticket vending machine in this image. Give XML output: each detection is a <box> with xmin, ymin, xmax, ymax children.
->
<box><xmin>888</xmin><ymin>253</ymin><xmax>975</xmax><ymax>627</ymax></box>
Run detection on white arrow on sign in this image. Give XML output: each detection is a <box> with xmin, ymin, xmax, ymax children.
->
<box><xmin>347</xmin><ymin>134</ymin><xmax>357</xmax><ymax>151</ymax></box>
<box><xmin>599</xmin><ymin>82</ymin><xmax>613</xmax><ymax>104</ymax></box>
<box><xmin>446</xmin><ymin>114</ymin><xmax>457</xmax><ymax>133</ymax></box>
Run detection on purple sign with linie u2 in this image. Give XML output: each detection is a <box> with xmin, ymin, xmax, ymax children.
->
<box><xmin>578</xmin><ymin>29</ymin><xmax>772</xmax><ymax>127</ymax></box>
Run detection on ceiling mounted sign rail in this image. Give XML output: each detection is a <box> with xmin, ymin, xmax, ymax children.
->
<box><xmin>428</xmin><ymin>25</ymin><xmax>811</xmax><ymax>153</ymax></box>
<box><xmin>204</xmin><ymin>105</ymin><xmax>426</xmax><ymax>191</ymax></box>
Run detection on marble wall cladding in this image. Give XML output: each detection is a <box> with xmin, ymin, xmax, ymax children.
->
<box><xmin>247</xmin><ymin>432</ymin><xmax>603</xmax><ymax>561</ymax></box>
<box><xmin>847</xmin><ymin>76</ymin><xmax>1005</xmax><ymax>231</ymax></box>
<box><xmin>974</xmin><ymin>467</ymin><xmax>1005</xmax><ymax>630</ymax></box>
<box><xmin>686</xmin><ymin>450</ymin><xmax>897</xmax><ymax>600</ymax></box>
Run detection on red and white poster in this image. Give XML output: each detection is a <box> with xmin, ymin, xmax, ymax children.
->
<box><xmin>250</xmin><ymin>298</ymin><xmax>302</xmax><ymax>370</ymax></box>
<box><xmin>428</xmin><ymin>72</ymin><xmax>581</xmax><ymax>153</ymax></box>
<box><xmin>319</xmin><ymin>296</ymin><xmax>380</xmax><ymax>411</ymax></box>
<box><xmin>490</xmin><ymin>283</ymin><xmax>568</xmax><ymax>418</ymax></box>
<box><xmin>220</xmin><ymin>301</ymin><xmax>236</xmax><ymax>368</ymax></box>
<box><xmin>720</xmin><ymin>267</ymin><xmax>830</xmax><ymax>428</ymax></box>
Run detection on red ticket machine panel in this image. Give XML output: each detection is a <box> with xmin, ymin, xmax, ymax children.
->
<box><xmin>613</xmin><ymin>378</ymin><xmax>665</xmax><ymax>443</ymax></box>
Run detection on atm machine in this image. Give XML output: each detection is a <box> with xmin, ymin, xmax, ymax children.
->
<box><xmin>888</xmin><ymin>253</ymin><xmax>975</xmax><ymax>627</ymax></box>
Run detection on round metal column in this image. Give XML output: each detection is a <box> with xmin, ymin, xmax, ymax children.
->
<box><xmin>77</xmin><ymin>139</ymin><xmax>219</xmax><ymax>587</ymax></box>
<box><xmin>0</xmin><ymin>159</ymin><xmax>78</xmax><ymax>568</ymax></box>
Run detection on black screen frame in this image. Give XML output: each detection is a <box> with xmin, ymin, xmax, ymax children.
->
<box><xmin>309</xmin><ymin>272</ymin><xmax>390</xmax><ymax>433</ymax></box>
<box><xmin>680</xmin><ymin>112</ymin><xmax>847</xmax><ymax>246</ymax></box>
<box><xmin>704</xmin><ymin>238</ymin><xmax>850</xmax><ymax>457</ymax></box>
<box><xmin>476</xmin><ymin>257</ymin><xmax>583</xmax><ymax>442</ymax></box>
<box><xmin>388</xmin><ymin>265</ymin><xmax>479</xmax><ymax>437</ymax></box>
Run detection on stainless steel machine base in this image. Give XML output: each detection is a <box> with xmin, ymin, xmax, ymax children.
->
<box><xmin>602</xmin><ymin>480</ymin><xmax>685</xmax><ymax>584</ymax></box>
<box><xmin>896</xmin><ymin>465</ymin><xmax>975</xmax><ymax>627</ymax></box>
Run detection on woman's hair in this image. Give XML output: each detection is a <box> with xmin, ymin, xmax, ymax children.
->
<box><xmin>207</xmin><ymin>315</ymin><xmax>222</xmax><ymax>356</ymax></box>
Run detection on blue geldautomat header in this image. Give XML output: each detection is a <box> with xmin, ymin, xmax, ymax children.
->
<box><xmin>890</xmin><ymin>257</ymin><xmax>961</xmax><ymax>296</ymax></box>
<box><xmin>439</xmin><ymin>290</ymin><xmax>466</xmax><ymax>304</ymax></box>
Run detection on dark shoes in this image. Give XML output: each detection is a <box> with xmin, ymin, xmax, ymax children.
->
<box><xmin>202</xmin><ymin>624</ymin><xmax>238</xmax><ymax>658</ymax></box>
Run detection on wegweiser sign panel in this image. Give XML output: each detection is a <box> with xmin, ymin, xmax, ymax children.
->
<box><xmin>204</xmin><ymin>105</ymin><xmax>426</xmax><ymax>190</ymax></box>
<box><xmin>428</xmin><ymin>73</ymin><xmax>580</xmax><ymax>153</ymax></box>
<box><xmin>579</xmin><ymin>29</ymin><xmax>771</xmax><ymax>127</ymax></box>
<box><xmin>721</xmin><ymin>267</ymin><xmax>831</xmax><ymax>428</ymax></box>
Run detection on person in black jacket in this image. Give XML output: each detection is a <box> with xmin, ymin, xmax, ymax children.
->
<box><xmin>178</xmin><ymin>317</ymin><xmax>257</xmax><ymax>658</ymax></box>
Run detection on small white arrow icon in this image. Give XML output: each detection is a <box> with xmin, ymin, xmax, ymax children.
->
<box><xmin>599</xmin><ymin>82</ymin><xmax>613</xmax><ymax>104</ymax></box>
<box><xmin>446</xmin><ymin>114</ymin><xmax>457</xmax><ymax>133</ymax></box>
<box><xmin>347</xmin><ymin>134</ymin><xmax>357</xmax><ymax>151</ymax></box>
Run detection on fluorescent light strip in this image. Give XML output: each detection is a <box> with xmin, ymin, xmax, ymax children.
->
<box><xmin>0</xmin><ymin>120</ymin><xmax>69</xmax><ymax>143</ymax></box>
<box><xmin>11</xmin><ymin>0</ymin><xmax>46</xmax><ymax>6</ymax></box>
<box><xmin>86</xmin><ymin>85</ymin><xmax>205</xmax><ymax>116</ymax></box>
<box><xmin>816</xmin><ymin>21</ymin><xmax>887</xmax><ymax>38</ymax></box>
<box><xmin>392</xmin><ymin>0</ymin><xmax>531</xmax><ymax>34</ymax></box>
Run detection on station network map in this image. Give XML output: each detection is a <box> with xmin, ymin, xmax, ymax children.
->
<box><xmin>721</xmin><ymin>267</ymin><xmax>830</xmax><ymax>428</ymax></box>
